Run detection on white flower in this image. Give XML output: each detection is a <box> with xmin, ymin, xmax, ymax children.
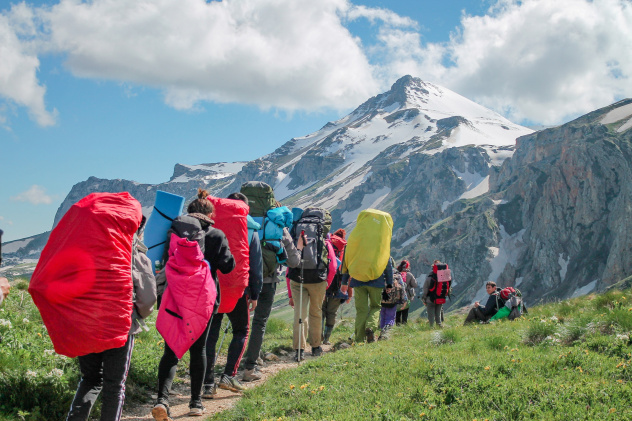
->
<box><xmin>49</xmin><ymin>368</ymin><xmax>63</xmax><ymax>377</ymax></box>
<box><xmin>26</xmin><ymin>370</ymin><xmax>38</xmax><ymax>378</ymax></box>
<box><xmin>550</xmin><ymin>316</ymin><xmax>559</xmax><ymax>322</ymax></box>
<box><xmin>0</xmin><ymin>319</ymin><xmax>12</xmax><ymax>328</ymax></box>
<box><xmin>44</xmin><ymin>349</ymin><xmax>55</xmax><ymax>356</ymax></box>
<box><xmin>615</xmin><ymin>334</ymin><xmax>630</xmax><ymax>341</ymax></box>
<box><xmin>22</xmin><ymin>318</ymin><xmax>29</xmax><ymax>324</ymax></box>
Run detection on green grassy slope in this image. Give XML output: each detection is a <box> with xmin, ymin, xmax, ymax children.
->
<box><xmin>213</xmin><ymin>289</ymin><xmax>632</xmax><ymax>421</ymax></box>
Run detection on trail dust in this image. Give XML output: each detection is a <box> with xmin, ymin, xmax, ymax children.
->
<box><xmin>121</xmin><ymin>344</ymin><xmax>334</xmax><ymax>420</ymax></box>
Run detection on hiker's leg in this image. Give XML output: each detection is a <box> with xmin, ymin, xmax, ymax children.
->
<box><xmin>188</xmin><ymin>316</ymin><xmax>213</xmax><ymax>402</ymax></box>
<box><xmin>323</xmin><ymin>296</ymin><xmax>341</xmax><ymax>327</ymax></box>
<box><xmin>307</xmin><ymin>281</ymin><xmax>327</xmax><ymax>348</ymax></box>
<box><xmin>244</xmin><ymin>282</ymin><xmax>276</xmax><ymax>371</ymax></box>
<box><xmin>224</xmin><ymin>295</ymin><xmax>250</xmax><ymax>377</ymax></box>
<box><xmin>382</xmin><ymin>306</ymin><xmax>397</xmax><ymax>330</ymax></box>
<box><xmin>463</xmin><ymin>308</ymin><xmax>480</xmax><ymax>325</ymax></box>
<box><xmin>204</xmin><ymin>313</ymin><xmax>224</xmax><ymax>385</ymax></box>
<box><xmin>353</xmin><ymin>286</ymin><xmax>369</xmax><ymax>342</ymax></box>
<box><xmin>100</xmin><ymin>335</ymin><xmax>135</xmax><ymax>421</ymax></box>
<box><xmin>290</xmin><ymin>280</ymin><xmax>308</xmax><ymax>350</ymax></box>
<box><xmin>396</xmin><ymin>310</ymin><xmax>402</xmax><ymax>325</ymax></box>
<box><xmin>434</xmin><ymin>304</ymin><xmax>443</xmax><ymax>327</ymax></box>
<box><xmin>67</xmin><ymin>353</ymin><xmax>104</xmax><ymax>420</ymax></box>
<box><xmin>427</xmin><ymin>302</ymin><xmax>437</xmax><ymax>327</ymax></box>
<box><xmin>365</xmin><ymin>287</ymin><xmax>383</xmax><ymax>334</ymax></box>
<box><xmin>156</xmin><ymin>343</ymin><xmax>179</xmax><ymax>404</ymax></box>
<box><xmin>473</xmin><ymin>307</ymin><xmax>487</xmax><ymax>322</ymax></box>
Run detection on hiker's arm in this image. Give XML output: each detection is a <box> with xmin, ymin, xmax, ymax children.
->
<box><xmin>0</xmin><ymin>277</ymin><xmax>9</xmax><ymax>305</ymax></box>
<box><xmin>132</xmin><ymin>250</ymin><xmax>157</xmax><ymax>319</ymax></box>
<box><xmin>409</xmin><ymin>272</ymin><xmax>418</xmax><ymax>289</ymax></box>
<box><xmin>481</xmin><ymin>295</ymin><xmax>497</xmax><ymax>316</ymax></box>
<box><xmin>421</xmin><ymin>275</ymin><xmax>432</xmax><ymax>301</ymax></box>
<box><xmin>247</xmin><ymin>231</ymin><xmax>263</xmax><ymax>301</ymax></box>
<box><xmin>206</xmin><ymin>229</ymin><xmax>235</xmax><ymax>274</ymax></box>
<box><xmin>282</xmin><ymin>228</ymin><xmax>301</xmax><ymax>268</ymax></box>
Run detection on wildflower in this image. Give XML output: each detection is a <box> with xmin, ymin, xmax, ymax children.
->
<box><xmin>289</xmin><ymin>385</ymin><xmax>295</xmax><ymax>390</ymax></box>
<box><xmin>484</xmin><ymin>366</ymin><xmax>490</xmax><ymax>370</ymax></box>
<box><xmin>44</xmin><ymin>349</ymin><xmax>55</xmax><ymax>356</ymax></box>
<box><xmin>420</xmin><ymin>414</ymin><xmax>426</xmax><ymax>418</ymax></box>
<box><xmin>311</xmin><ymin>390</ymin><xmax>316</xmax><ymax>394</ymax></box>
<box><xmin>26</xmin><ymin>370</ymin><xmax>37</xmax><ymax>378</ymax></box>
<box><xmin>428</xmin><ymin>404</ymin><xmax>436</xmax><ymax>409</ymax></box>
<box><xmin>511</xmin><ymin>359</ymin><xmax>516</xmax><ymax>363</ymax></box>
<box><xmin>300</xmin><ymin>383</ymin><xmax>309</xmax><ymax>390</ymax></box>
<box><xmin>319</xmin><ymin>386</ymin><xmax>325</xmax><ymax>391</ymax></box>
<box><xmin>550</xmin><ymin>316</ymin><xmax>558</xmax><ymax>322</ymax></box>
<box><xmin>0</xmin><ymin>319</ymin><xmax>12</xmax><ymax>328</ymax></box>
<box><xmin>577</xmin><ymin>366</ymin><xmax>583</xmax><ymax>373</ymax></box>
<box><xmin>50</xmin><ymin>368</ymin><xmax>63</xmax><ymax>377</ymax></box>
<box><xmin>37</xmin><ymin>332</ymin><xmax>42</xmax><ymax>337</ymax></box>
<box><xmin>617</xmin><ymin>380</ymin><xmax>624</xmax><ymax>383</ymax></box>
<box><xmin>22</xmin><ymin>318</ymin><xmax>29</xmax><ymax>323</ymax></box>
<box><xmin>511</xmin><ymin>348</ymin><xmax>518</xmax><ymax>352</ymax></box>
<box><xmin>609</xmin><ymin>408</ymin><xmax>616</xmax><ymax>413</ymax></box>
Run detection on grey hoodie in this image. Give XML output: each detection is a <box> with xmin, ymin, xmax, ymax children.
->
<box><xmin>130</xmin><ymin>235</ymin><xmax>157</xmax><ymax>335</ymax></box>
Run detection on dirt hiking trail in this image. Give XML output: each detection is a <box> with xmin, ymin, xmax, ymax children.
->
<box><xmin>121</xmin><ymin>344</ymin><xmax>335</xmax><ymax>420</ymax></box>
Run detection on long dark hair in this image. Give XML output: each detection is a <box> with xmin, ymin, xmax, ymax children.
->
<box><xmin>397</xmin><ymin>260</ymin><xmax>410</xmax><ymax>272</ymax></box>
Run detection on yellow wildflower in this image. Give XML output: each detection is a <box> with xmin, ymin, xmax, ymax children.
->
<box><xmin>37</xmin><ymin>332</ymin><xmax>42</xmax><ymax>337</ymax></box>
<box><xmin>484</xmin><ymin>366</ymin><xmax>490</xmax><ymax>370</ymax></box>
<box><xmin>609</xmin><ymin>408</ymin><xmax>616</xmax><ymax>413</ymax></box>
<box><xmin>319</xmin><ymin>386</ymin><xmax>325</xmax><ymax>391</ymax></box>
<box><xmin>290</xmin><ymin>385</ymin><xmax>295</xmax><ymax>390</ymax></box>
<box><xmin>420</xmin><ymin>413</ymin><xmax>426</xmax><ymax>418</ymax></box>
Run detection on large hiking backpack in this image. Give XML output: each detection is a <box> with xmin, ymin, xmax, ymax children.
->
<box><xmin>208</xmin><ymin>196</ymin><xmax>251</xmax><ymax>314</ymax></box>
<box><xmin>288</xmin><ymin>207</ymin><xmax>332</xmax><ymax>283</ymax></box>
<box><xmin>240</xmin><ymin>181</ymin><xmax>284</xmax><ymax>278</ymax></box>
<box><xmin>345</xmin><ymin>209</ymin><xmax>393</xmax><ymax>282</ymax></box>
<box><xmin>429</xmin><ymin>263</ymin><xmax>451</xmax><ymax>305</ymax></box>
<box><xmin>381</xmin><ymin>271</ymin><xmax>407</xmax><ymax>305</ymax></box>
<box><xmin>29</xmin><ymin>192</ymin><xmax>142</xmax><ymax>358</ymax></box>
<box><xmin>490</xmin><ymin>288</ymin><xmax>527</xmax><ymax>321</ymax></box>
<box><xmin>144</xmin><ymin>191</ymin><xmax>185</xmax><ymax>273</ymax></box>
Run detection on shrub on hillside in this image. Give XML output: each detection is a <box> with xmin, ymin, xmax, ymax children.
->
<box><xmin>523</xmin><ymin>319</ymin><xmax>558</xmax><ymax>345</ymax></box>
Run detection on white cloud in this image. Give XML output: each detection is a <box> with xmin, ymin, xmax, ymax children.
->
<box><xmin>0</xmin><ymin>4</ymin><xmax>56</xmax><ymax>127</ymax></box>
<box><xmin>11</xmin><ymin>185</ymin><xmax>54</xmax><ymax>205</ymax></box>
<box><xmin>377</xmin><ymin>0</ymin><xmax>632</xmax><ymax>124</ymax></box>
<box><xmin>41</xmin><ymin>0</ymin><xmax>379</xmax><ymax>111</ymax></box>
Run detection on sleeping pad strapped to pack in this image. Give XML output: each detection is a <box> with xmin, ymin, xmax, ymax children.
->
<box><xmin>208</xmin><ymin>196</ymin><xmax>251</xmax><ymax>314</ymax></box>
<box><xmin>345</xmin><ymin>209</ymin><xmax>393</xmax><ymax>282</ymax></box>
<box><xmin>29</xmin><ymin>192</ymin><xmax>142</xmax><ymax>358</ymax></box>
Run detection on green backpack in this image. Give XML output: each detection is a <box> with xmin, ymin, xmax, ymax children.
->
<box><xmin>240</xmin><ymin>181</ymin><xmax>280</xmax><ymax>278</ymax></box>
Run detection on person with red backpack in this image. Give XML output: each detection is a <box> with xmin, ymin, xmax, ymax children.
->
<box><xmin>321</xmin><ymin>228</ymin><xmax>352</xmax><ymax>345</ymax></box>
<box><xmin>202</xmin><ymin>192</ymin><xmax>263</xmax><ymax>397</ymax></box>
<box><xmin>463</xmin><ymin>281</ymin><xmax>504</xmax><ymax>325</ymax></box>
<box><xmin>421</xmin><ymin>260</ymin><xmax>451</xmax><ymax>328</ymax></box>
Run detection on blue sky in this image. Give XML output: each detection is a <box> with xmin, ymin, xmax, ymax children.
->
<box><xmin>1</xmin><ymin>0</ymin><xmax>631</xmax><ymax>242</ymax></box>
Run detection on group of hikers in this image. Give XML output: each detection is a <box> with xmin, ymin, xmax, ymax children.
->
<box><xmin>7</xmin><ymin>180</ymin><xmax>520</xmax><ymax>421</ymax></box>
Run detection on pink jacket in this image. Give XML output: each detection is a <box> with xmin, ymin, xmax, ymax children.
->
<box><xmin>156</xmin><ymin>235</ymin><xmax>216</xmax><ymax>359</ymax></box>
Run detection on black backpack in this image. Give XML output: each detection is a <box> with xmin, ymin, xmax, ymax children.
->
<box><xmin>288</xmin><ymin>207</ymin><xmax>332</xmax><ymax>283</ymax></box>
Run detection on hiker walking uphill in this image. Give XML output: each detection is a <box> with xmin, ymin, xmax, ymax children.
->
<box><xmin>239</xmin><ymin>181</ymin><xmax>301</xmax><ymax>382</ymax></box>
<box><xmin>152</xmin><ymin>189</ymin><xmax>235</xmax><ymax>420</ymax></box>
<box><xmin>286</xmin><ymin>207</ymin><xmax>333</xmax><ymax>361</ymax></box>
<box><xmin>421</xmin><ymin>260</ymin><xmax>452</xmax><ymax>328</ymax></box>
<box><xmin>321</xmin><ymin>228</ymin><xmax>352</xmax><ymax>345</ymax></box>
<box><xmin>340</xmin><ymin>209</ymin><xmax>394</xmax><ymax>343</ymax></box>
<box><xmin>395</xmin><ymin>260</ymin><xmax>417</xmax><ymax>325</ymax></box>
<box><xmin>29</xmin><ymin>193</ymin><xmax>157</xmax><ymax>421</ymax></box>
<box><xmin>379</xmin><ymin>258</ymin><xmax>407</xmax><ymax>340</ymax></box>
<box><xmin>463</xmin><ymin>281</ymin><xmax>503</xmax><ymax>325</ymax></box>
<box><xmin>203</xmin><ymin>193</ymin><xmax>263</xmax><ymax>397</ymax></box>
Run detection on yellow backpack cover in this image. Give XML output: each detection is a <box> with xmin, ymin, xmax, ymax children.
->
<box><xmin>345</xmin><ymin>209</ymin><xmax>393</xmax><ymax>282</ymax></box>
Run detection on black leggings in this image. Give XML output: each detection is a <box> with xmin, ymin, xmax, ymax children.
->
<box><xmin>205</xmin><ymin>294</ymin><xmax>250</xmax><ymax>383</ymax></box>
<box><xmin>396</xmin><ymin>308</ymin><xmax>410</xmax><ymax>325</ymax></box>
<box><xmin>156</xmin><ymin>317</ymin><xmax>213</xmax><ymax>404</ymax></box>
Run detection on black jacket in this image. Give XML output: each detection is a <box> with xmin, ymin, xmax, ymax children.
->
<box><xmin>480</xmin><ymin>287</ymin><xmax>503</xmax><ymax>317</ymax></box>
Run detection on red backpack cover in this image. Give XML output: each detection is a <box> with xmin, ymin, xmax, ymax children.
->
<box><xmin>29</xmin><ymin>192</ymin><xmax>142</xmax><ymax>358</ymax></box>
<box><xmin>208</xmin><ymin>196</ymin><xmax>250</xmax><ymax>314</ymax></box>
<box><xmin>429</xmin><ymin>263</ymin><xmax>452</xmax><ymax>305</ymax></box>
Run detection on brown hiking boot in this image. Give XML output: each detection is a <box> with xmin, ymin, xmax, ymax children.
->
<box><xmin>366</xmin><ymin>328</ymin><xmax>375</xmax><ymax>343</ymax></box>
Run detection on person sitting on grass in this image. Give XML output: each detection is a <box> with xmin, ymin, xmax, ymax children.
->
<box><xmin>463</xmin><ymin>281</ymin><xmax>503</xmax><ymax>325</ymax></box>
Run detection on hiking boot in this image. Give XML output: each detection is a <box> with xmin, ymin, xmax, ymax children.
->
<box><xmin>151</xmin><ymin>403</ymin><xmax>172</xmax><ymax>421</ymax></box>
<box><xmin>187</xmin><ymin>399</ymin><xmax>205</xmax><ymax>416</ymax></box>
<box><xmin>322</xmin><ymin>325</ymin><xmax>333</xmax><ymax>345</ymax></box>
<box><xmin>294</xmin><ymin>349</ymin><xmax>304</xmax><ymax>362</ymax></box>
<box><xmin>201</xmin><ymin>383</ymin><xmax>216</xmax><ymax>399</ymax></box>
<box><xmin>365</xmin><ymin>328</ymin><xmax>375</xmax><ymax>343</ymax></box>
<box><xmin>311</xmin><ymin>346</ymin><xmax>323</xmax><ymax>357</ymax></box>
<box><xmin>242</xmin><ymin>368</ymin><xmax>262</xmax><ymax>382</ymax></box>
<box><xmin>218</xmin><ymin>374</ymin><xmax>246</xmax><ymax>393</ymax></box>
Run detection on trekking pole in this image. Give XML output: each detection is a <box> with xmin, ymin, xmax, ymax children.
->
<box><xmin>297</xmin><ymin>230</ymin><xmax>306</xmax><ymax>364</ymax></box>
<box><xmin>213</xmin><ymin>320</ymin><xmax>231</xmax><ymax>392</ymax></box>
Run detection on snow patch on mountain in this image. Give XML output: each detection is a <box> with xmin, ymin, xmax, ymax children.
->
<box><xmin>600</xmin><ymin>102</ymin><xmax>632</xmax><ymax>124</ymax></box>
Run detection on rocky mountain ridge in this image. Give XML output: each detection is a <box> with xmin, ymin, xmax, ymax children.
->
<box><xmin>4</xmin><ymin>76</ymin><xmax>632</xmax><ymax>309</ymax></box>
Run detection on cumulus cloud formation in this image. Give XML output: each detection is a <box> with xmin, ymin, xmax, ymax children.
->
<box><xmin>0</xmin><ymin>5</ymin><xmax>56</xmax><ymax>127</ymax></box>
<box><xmin>378</xmin><ymin>0</ymin><xmax>632</xmax><ymax>124</ymax></box>
<box><xmin>11</xmin><ymin>185</ymin><xmax>54</xmax><ymax>205</ymax></box>
<box><xmin>0</xmin><ymin>0</ymin><xmax>631</xmax><ymax>126</ymax></box>
<box><xmin>43</xmin><ymin>0</ymin><xmax>379</xmax><ymax>111</ymax></box>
